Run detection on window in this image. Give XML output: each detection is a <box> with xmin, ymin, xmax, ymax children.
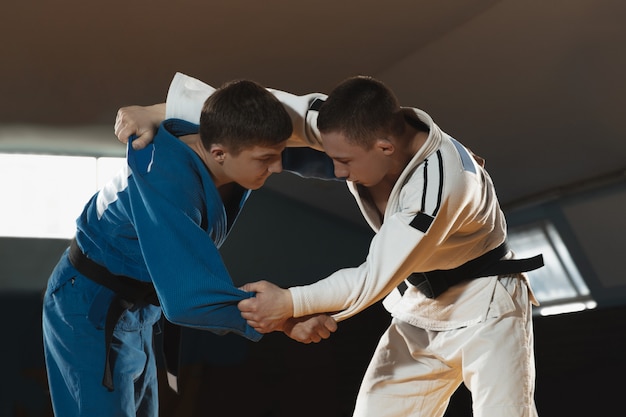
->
<box><xmin>0</xmin><ymin>153</ymin><xmax>126</xmax><ymax>239</ymax></box>
<box><xmin>508</xmin><ymin>221</ymin><xmax>596</xmax><ymax>316</ymax></box>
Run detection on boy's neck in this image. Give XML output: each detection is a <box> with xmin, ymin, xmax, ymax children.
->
<box><xmin>179</xmin><ymin>133</ymin><xmax>230</xmax><ymax>188</ymax></box>
<box><xmin>385</xmin><ymin>123</ymin><xmax>428</xmax><ymax>183</ymax></box>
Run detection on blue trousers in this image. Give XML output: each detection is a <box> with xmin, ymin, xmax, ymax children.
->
<box><xmin>42</xmin><ymin>250</ymin><xmax>162</xmax><ymax>417</ymax></box>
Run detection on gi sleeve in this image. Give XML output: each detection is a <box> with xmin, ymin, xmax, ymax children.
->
<box><xmin>289</xmin><ymin>210</ymin><xmax>428</xmax><ymax>322</ymax></box>
<box><xmin>165</xmin><ymin>72</ymin><xmax>215</xmax><ymax>123</ymax></box>
<box><xmin>289</xmin><ymin>150</ymin><xmax>484</xmax><ymax>322</ymax></box>
<box><xmin>165</xmin><ymin>72</ymin><xmax>328</xmax><ymax>150</ymax></box>
<box><xmin>126</xmin><ymin>134</ymin><xmax>262</xmax><ymax>341</ymax></box>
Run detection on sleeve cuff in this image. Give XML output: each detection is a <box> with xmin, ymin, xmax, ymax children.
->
<box><xmin>288</xmin><ymin>286</ymin><xmax>310</xmax><ymax>318</ymax></box>
<box><xmin>165</xmin><ymin>72</ymin><xmax>215</xmax><ymax>123</ymax></box>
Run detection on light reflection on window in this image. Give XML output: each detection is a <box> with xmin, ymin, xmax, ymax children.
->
<box><xmin>508</xmin><ymin>221</ymin><xmax>596</xmax><ymax>316</ymax></box>
<box><xmin>0</xmin><ymin>153</ymin><xmax>126</xmax><ymax>239</ymax></box>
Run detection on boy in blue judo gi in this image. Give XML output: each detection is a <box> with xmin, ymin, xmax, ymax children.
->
<box><xmin>42</xmin><ymin>79</ymin><xmax>337</xmax><ymax>417</ymax></box>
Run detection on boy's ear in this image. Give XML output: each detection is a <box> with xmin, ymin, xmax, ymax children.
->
<box><xmin>210</xmin><ymin>144</ymin><xmax>226</xmax><ymax>163</ymax></box>
<box><xmin>375</xmin><ymin>138</ymin><xmax>394</xmax><ymax>155</ymax></box>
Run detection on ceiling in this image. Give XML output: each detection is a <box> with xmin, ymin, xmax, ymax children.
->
<box><xmin>1</xmin><ymin>0</ymin><xmax>625</xmax><ymax>209</ymax></box>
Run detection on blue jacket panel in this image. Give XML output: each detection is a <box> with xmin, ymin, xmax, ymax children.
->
<box><xmin>75</xmin><ymin>119</ymin><xmax>260</xmax><ymax>341</ymax></box>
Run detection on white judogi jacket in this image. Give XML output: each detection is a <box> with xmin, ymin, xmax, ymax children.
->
<box><xmin>167</xmin><ymin>72</ymin><xmax>537</xmax><ymax>332</ymax></box>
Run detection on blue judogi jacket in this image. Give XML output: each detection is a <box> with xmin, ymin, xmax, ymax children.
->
<box><xmin>75</xmin><ymin>119</ymin><xmax>263</xmax><ymax>340</ymax></box>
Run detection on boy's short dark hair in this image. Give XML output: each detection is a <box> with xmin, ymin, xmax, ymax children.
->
<box><xmin>317</xmin><ymin>76</ymin><xmax>408</xmax><ymax>148</ymax></box>
<box><xmin>199</xmin><ymin>79</ymin><xmax>292</xmax><ymax>154</ymax></box>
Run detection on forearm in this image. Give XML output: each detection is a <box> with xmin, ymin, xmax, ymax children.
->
<box><xmin>148</xmin><ymin>103</ymin><xmax>165</xmax><ymax>124</ymax></box>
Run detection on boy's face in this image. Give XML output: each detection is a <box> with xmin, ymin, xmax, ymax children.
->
<box><xmin>321</xmin><ymin>131</ymin><xmax>390</xmax><ymax>187</ymax></box>
<box><xmin>222</xmin><ymin>141</ymin><xmax>286</xmax><ymax>190</ymax></box>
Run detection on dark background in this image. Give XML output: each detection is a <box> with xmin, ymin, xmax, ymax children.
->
<box><xmin>2</xmin><ymin>187</ymin><xmax>625</xmax><ymax>416</ymax></box>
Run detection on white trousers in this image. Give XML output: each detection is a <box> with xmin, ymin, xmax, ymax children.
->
<box><xmin>353</xmin><ymin>277</ymin><xmax>538</xmax><ymax>417</ymax></box>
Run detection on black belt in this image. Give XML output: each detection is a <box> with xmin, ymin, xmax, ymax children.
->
<box><xmin>402</xmin><ymin>242</ymin><xmax>544</xmax><ymax>299</ymax></box>
<box><xmin>68</xmin><ymin>239</ymin><xmax>162</xmax><ymax>391</ymax></box>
